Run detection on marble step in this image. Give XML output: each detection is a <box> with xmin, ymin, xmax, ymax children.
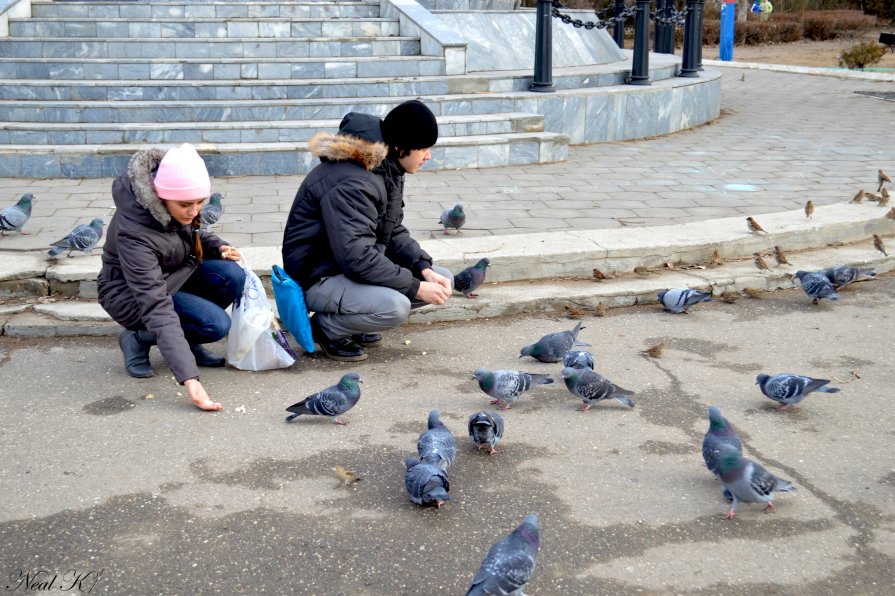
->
<box><xmin>0</xmin><ymin>112</ymin><xmax>545</xmax><ymax>145</ymax></box>
<box><xmin>30</xmin><ymin>1</ymin><xmax>382</xmax><ymax>19</ymax></box>
<box><xmin>9</xmin><ymin>18</ymin><xmax>400</xmax><ymax>39</ymax></box>
<box><xmin>0</xmin><ymin>55</ymin><xmax>446</xmax><ymax>81</ymax></box>
<box><xmin>0</xmin><ymin>36</ymin><xmax>421</xmax><ymax>59</ymax></box>
<box><xmin>0</xmin><ymin>131</ymin><xmax>571</xmax><ymax>178</ymax></box>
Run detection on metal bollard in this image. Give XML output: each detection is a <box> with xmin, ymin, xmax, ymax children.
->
<box><xmin>679</xmin><ymin>0</ymin><xmax>700</xmax><ymax>77</ymax></box>
<box><xmin>654</xmin><ymin>0</ymin><xmax>665</xmax><ymax>52</ymax></box>
<box><xmin>696</xmin><ymin>0</ymin><xmax>705</xmax><ymax>70</ymax></box>
<box><xmin>530</xmin><ymin>0</ymin><xmax>554</xmax><ymax>92</ymax></box>
<box><xmin>660</xmin><ymin>0</ymin><xmax>676</xmax><ymax>54</ymax></box>
<box><xmin>613</xmin><ymin>0</ymin><xmax>626</xmax><ymax>49</ymax></box>
<box><xmin>628</xmin><ymin>0</ymin><xmax>652</xmax><ymax>85</ymax></box>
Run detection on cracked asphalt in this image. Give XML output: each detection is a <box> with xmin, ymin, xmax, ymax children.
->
<box><xmin>1</xmin><ymin>275</ymin><xmax>894</xmax><ymax>594</ymax></box>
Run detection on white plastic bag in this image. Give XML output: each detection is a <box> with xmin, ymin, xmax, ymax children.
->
<box><xmin>227</xmin><ymin>258</ymin><xmax>295</xmax><ymax>371</ymax></box>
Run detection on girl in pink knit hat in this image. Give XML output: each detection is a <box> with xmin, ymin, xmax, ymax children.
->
<box><xmin>97</xmin><ymin>144</ymin><xmax>244</xmax><ymax>412</ymax></box>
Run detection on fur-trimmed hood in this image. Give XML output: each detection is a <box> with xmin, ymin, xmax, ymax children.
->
<box><xmin>309</xmin><ymin>132</ymin><xmax>388</xmax><ymax>171</ymax></box>
<box><xmin>125</xmin><ymin>147</ymin><xmax>177</xmax><ymax>227</ymax></box>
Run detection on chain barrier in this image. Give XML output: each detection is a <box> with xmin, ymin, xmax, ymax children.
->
<box><xmin>651</xmin><ymin>6</ymin><xmax>689</xmax><ymax>27</ymax></box>
<box><xmin>550</xmin><ymin>1</ymin><xmax>637</xmax><ymax>30</ymax></box>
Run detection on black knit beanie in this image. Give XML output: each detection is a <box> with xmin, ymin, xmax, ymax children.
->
<box><xmin>382</xmin><ymin>100</ymin><xmax>438</xmax><ymax>151</ymax></box>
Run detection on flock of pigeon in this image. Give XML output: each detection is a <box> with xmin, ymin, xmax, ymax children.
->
<box><xmin>0</xmin><ymin>192</ymin><xmax>224</xmax><ymax>257</ymax></box>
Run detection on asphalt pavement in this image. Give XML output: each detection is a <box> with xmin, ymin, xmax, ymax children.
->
<box><xmin>1</xmin><ymin>274</ymin><xmax>893</xmax><ymax>594</ymax></box>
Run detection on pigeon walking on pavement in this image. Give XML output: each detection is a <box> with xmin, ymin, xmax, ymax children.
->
<box><xmin>417</xmin><ymin>409</ymin><xmax>456</xmax><ymax>470</ymax></box>
<box><xmin>404</xmin><ymin>456</ymin><xmax>450</xmax><ymax>508</ymax></box>
<box><xmin>468</xmin><ymin>411</ymin><xmax>505</xmax><ymax>455</ymax></box>
<box><xmin>285</xmin><ymin>372</ymin><xmax>362</xmax><ymax>424</ymax></box>
<box><xmin>793</xmin><ymin>270</ymin><xmax>838</xmax><ymax>304</ymax></box>
<box><xmin>562</xmin><ymin>350</ymin><xmax>595</xmax><ymax>370</ymax></box>
<box><xmin>702</xmin><ymin>406</ymin><xmax>742</xmax><ymax>501</ymax></box>
<box><xmin>716</xmin><ymin>444</ymin><xmax>795</xmax><ymax>519</ymax></box>
<box><xmin>454</xmin><ymin>258</ymin><xmax>490</xmax><ymax>299</ymax></box>
<box><xmin>519</xmin><ymin>321</ymin><xmax>589</xmax><ymax>362</ymax></box>
<box><xmin>200</xmin><ymin>192</ymin><xmax>223</xmax><ymax>231</ymax></box>
<box><xmin>466</xmin><ymin>514</ymin><xmax>539</xmax><ymax>596</ymax></box>
<box><xmin>821</xmin><ymin>265</ymin><xmax>876</xmax><ymax>288</ymax></box>
<box><xmin>657</xmin><ymin>288</ymin><xmax>712</xmax><ymax>314</ymax></box>
<box><xmin>47</xmin><ymin>218</ymin><xmax>104</xmax><ymax>258</ymax></box>
<box><xmin>0</xmin><ymin>193</ymin><xmax>34</xmax><ymax>236</ymax></box>
<box><xmin>756</xmin><ymin>372</ymin><xmax>840</xmax><ymax>411</ymax></box>
<box><xmin>472</xmin><ymin>369</ymin><xmax>553</xmax><ymax>411</ymax></box>
<box><xmin>438</xmin><ymin>203</ymin><xmax>466</xmax><ymax>234</ymax></box>
<box><xmin>561</xmin><ymin>366</ymin><xmax>635</xmax><ymax>411</ymax></box>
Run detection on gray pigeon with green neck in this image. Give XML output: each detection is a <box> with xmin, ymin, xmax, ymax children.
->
<box><xmin>702</xmin><ymin>405</ymin><xmax>742</xmax><ymax>501</ymax></box>
<box><xmin>438</xmin><ymin>203</ymin><xmax>465</xmax><ymax>234</ymax></box>
<box><xmin>404</xmin><ymin>456</ymin><xmax>450</xmax><ymax>508</ymax></box>
<box><xmin>200</xmin><ymin>192</ymin><xmax>223</xmax><ymax>231</ymax></box>
<box><xmin>47</xmin><ymin>218</ymin><xmax>104</xmax><ymax>258</ymax></box>
<box><xmin>716</xmin><ymin>443</ymin><xmax>795</xmax><ymax>519</ymax></box>
<box><xmin>285</xmin><ymin>372</ymin><xmax>362</xmax><ymax>425</ymax></box>
<box><xmin>473</xmin><ymin>368</ymin><xmax>553</xmax><ymax>411</ymax></box>
<box><xmin>417</xmin><ymin>409</ymin><xmax>456</xmax><ymax>471</ymax></box>
<box><xmin>520</xmin><ymin>321</ymin><xmax>589</xmax><ymax>363</ymax></box>
<box><xmin>454</xmin><ymin>258</ymin><xmax>490</xmax><ymax>299</ymax></box>
<box><xmin>468</xmin><ymin>411</ymin><xmax>505</xmax><ymax>455</ymax></box>
<box><xmin>561</xmin><ymin>366</ymin><xmax>634</xmax><ymax>411</ymax></box>
<box><xmin>466</xmin><ymin>514</ymin><xmax>539</xmax><ymax>596</ymax></box>
<box><xmin>0</xmin><ymin>193</ymin><xmax>33</xmax><ymax>235</ymax></box>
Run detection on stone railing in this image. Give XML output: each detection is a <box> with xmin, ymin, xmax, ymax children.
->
<box><xmin>0</xmin><ymin>0</ymin><xmax>31</xmax><ymax>38</ymax></box>
<box><xmin>381</xmin><ymin>0</ymin><xmax>468</xmax><ymax>75</ymax></box>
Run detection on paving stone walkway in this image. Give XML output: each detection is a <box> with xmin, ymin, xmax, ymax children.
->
<box><xmin>1</xmin><ymin>65</ymin><xmax>893</xmax><ymax>252</ymax></box>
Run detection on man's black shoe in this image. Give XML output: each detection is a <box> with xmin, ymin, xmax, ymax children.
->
<box><xmin>190</xmin><ymin>344</ymin><xmax>226</xmax><ymax>367</ymax></box>
<box><xmin>310</xmin><ymin>314</ymin><xmax>368</xmax><ymax>361</ymax></box>
<box><xmin>118</xmin><ymin>329</ymin><xmax>155</xmax><ymax>378</ymax></box>
<box><xmin>350</xmin><ymin>332</ymin><xmax>382</xmax><ymax>346</ymax></box>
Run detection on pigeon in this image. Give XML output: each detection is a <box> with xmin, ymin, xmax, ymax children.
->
<box><xmin>404</xmin><ymin>456</ymin><xmax>450</xmax><ymax>508</ymax></box>
<box><xmin>716</xmin><ymin>443</ymin><xmax>795</xmax><ymax>519</ymax></box>
<box><xmin>657</xmin><ymin>288</ymin><xmax>712</xmax><ymax>314</ymax></box>
<box><xmin>438</xmin><ymin>203</ymin><xmax>466</xmax><ymax>234</ymax></box>
<box><xmin>804</xmin><ymin>200</ymin><xmax>814</xmax><ymax>218</ymax></box>
<box><xmin>519</xmin><ymin>321</ymin><xmax>589</xmax><ymax>362</ymax></box>
<box><xmin>561</xmin><ymin>366</ymin><xmax>635</xmax><ymax>411</ymax></box>
<box><xmin>702</xmin><ymin>406</ymin><xmax>742</xmax><ymax>501</ymax></box>
<box><xmin>285</xmin><ymin>372</ymin><xmax>362</xmax><ymax>424</ymax></box>
<box><xmin>454</xmin><ymin>258</ymin><xmax>490</xmax><ymax>299</ymax></box>
<box><xmin>757</xmin><ymin>373</ymin><xmax>840</xmax><ymax>411</ymax></box>
<box><xmin>746</xmin><ymin>216</ymin><xmax>768</xmax><ymax>235</ymax></box>
<box><xmin>417</xmin><ymin>409</ymin><xmax>456</xmax><ymax>470</ymax></box>
<box><xmin>200</xmin><ymin>192</ymin><xmax>223</xmax><ymax>231</ymax></box>
<box><xmin>879</xmin><ymin>169</ymin><xmax>891</xmax><ymax>192</ymax></box>
<box><xmin>468</xmin><ymin>410</ymin><xmax>505</xmax><ymax>455</ymax></box>
<box><xmin>793</xmin><ymin>270</ymin><xmax>838</xmax><ymax>304</ymax></box>
<box><xmin>773</xmin><ymin>245</ymin><xmax>790</xmax><ymax>266</ymax></box>
<box><xmin>47</xmin><ymin>218</ymin><xmax>104</xmax><ymax>258</ymax></box>
<box><xmin>873</xmin><ymin>234</ymin><xmax>887</xmax><ymax>257</ymax></box>
<box><xmin>849</xmin><ymin>189</ymin><xmax>864</xmax><ymax>204</ymax></box>
<box><xmin>821</xmin><ymin>265</ymin><xmax>876</xmax><ymax>288</ymax></box>
<box><xmin>753</xmin><ymin>252</ymin><xmax>771</xmax><ymax>272</ymax></box>
<box><xmin>466</xmin><ymin>514</ymin><xmax>539</xmax><ymax>596</ymax></box>
<box><xmin>562</xmin><ymin>349</ymin><xmax>595</xmax><ymax>370</ymax></box>
<box><xmin>0</xmin><ymin>193</ymin><xmax>34</xmax><ymax>236</ymax></box>
<box><xmin>472</xmin><ymin>369</ymin><xmax>553</xmax><ymax>411</ymax></box>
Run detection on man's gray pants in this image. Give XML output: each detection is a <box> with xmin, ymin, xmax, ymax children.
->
<box><xmin>304</xmin><ymin>265</ymin><xmax>454</xmax><ymax>339</ymax></box>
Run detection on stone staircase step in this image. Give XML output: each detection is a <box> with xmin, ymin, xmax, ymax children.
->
<box><xmin>0</xmin><ymin>131</ymin><xmax>570</xmax><ymax>177</ymax></box>
<box><xmin>9</xmin><ymin>18</ymin><xmax>400</xmax><ymax>39</ymax></box>
<box><xmin>30</xmin><ymin>1</ymin><xmax>383</xmax><ymax>20</ymax></box>
<box><xmin>0</xmin><ymin>36</ymin><xmax>421</xmax><ymax>59</ymax></box>
<box><xmin>0</xmin><ymin>55</ymin><xmax>445</xmax><ymax>80</ymax></box>
<box><xmin>0</xmin><ymin>112</ymin><xmax>544</xmax><ymax>145</ymax></box>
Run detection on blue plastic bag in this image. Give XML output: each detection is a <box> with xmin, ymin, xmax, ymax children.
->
<box><xmin>271</xmin><ymin>265</ymin><xmax>315</xmax><ymax>354</ymax></box>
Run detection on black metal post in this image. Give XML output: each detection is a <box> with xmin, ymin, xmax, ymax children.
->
<box><xmin>679</xmin><ymin>0</ymin><xmax>700</xmax><ymax>77</ymax></box>
<box><xmin>628</xmin><ymin>0</ymin><xmax>651</xmax><ymax>85</ymax></box>
<box><xmin>613</xmin><ymin>0</ymin><xmax>626</xmax><ymax>49</ymax></box>
<box><xmin>654</xmin><ymin>0</ymin><xmax>665</xmax><ymax>51</ymax></box>
<box><xmin>530</xmin><ymin>0</ymin><xmax>554</xmax><ymax>92</ymax></box>
<box><xmin>660</xmin><ymin>0</ymin><xmax>675</xmax><ymax>54</ymax></box>
<box><xmin>696</xmin><ymin>0</ymin><xmax>705</xmax><ymax>70</ymax></box>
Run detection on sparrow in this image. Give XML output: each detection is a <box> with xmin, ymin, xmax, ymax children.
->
<box><xmin>710</xmin><ymin>249</ymin><xmax>723</xmax><ymax>267</ymax></box>
<box><xmin>633</xmin><ymin>266</ymin><xmax>651</xmax><ymax>276</ymax></box>
<box><xmin>641</xmin><ymin>342</ymin><xmax>665</xmax><ymax>358</ymax></box>
<box><xmin>596</xmin><ymin>302</ymin><xmax>607</xmax><ymax>317</ymax></box>
<box><xmin>592</xmin><ymin>268</ymin><xmax>611</xmax><ymax>281</ymax></box>
<box><xmin>773</xmin><ymin>245</ymin><xmax>790</xmax><ymax>266</ymax></box>
<box><xmin>879</xmin><ymin>169</ymin><xmax>891</xmax><ymax>192</ymax></box>
<box><xmin>753</xmin><ymin>252</ymin><xmax>772</xmax><ymax>272</ymax></box>
<box><xmin>849</xmin><ymin>189</ymin><xmax>864</xmax><ymax>204</ymax></box>
<box><xmin>720</xmin><ymin>291</ymin><xmax>740</xmax><ymax>304</ymax></box>
<box><xmin>746</xmin><ymin>217</ymin><xmax>768</xmax><ymax>235</ymax></box>
<box><xmin>740</xmin><ymin>72</ymin><xmax>746</xmax><ymax>82</ymax></box>
<box><xmin>743</xmin><ymin>287</ymin><xmax>765</xmax><ymax>299</ymax></box>
<box><xmin>885</xmin><ymin>207</ymin><xmax>895</xmax><ymax>220</ymax></box>
<box><xmin>804</xmin><ymin>200</ymin><xmax>814</xmax><ymax>218</ymax></box>
<box><xmin>332</xmin><ymin>466</ymin><xmax>362</xmax><ymax>487</ymax></box>
<box><xmin>865</xmin><ymin>192</ymin><xmax>881</xmax><ymax>202</ymax></box>
<box><xmin>564</xmin><ymin>305</ymin><xmax>584</xmax><ymax>320</ymax></box>
<box><xmin>880</xmin><ymin>188</ymin><xmax>890</xmax><ymax>207</ymax></box>
<box><xmin>873</xmin><ymin>234</ymin><xmax>887</xmax><ymax>256</ymax></box>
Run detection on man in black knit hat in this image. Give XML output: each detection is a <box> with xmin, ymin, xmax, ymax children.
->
<box><xmin>282</xmin><ymin>100</ymin><xmax>453</xmax><ymax>361</ymax></box>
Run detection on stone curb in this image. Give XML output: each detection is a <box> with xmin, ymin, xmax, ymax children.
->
<box><xmin>704</xmin><ymin>59</ymin><xmax>895</xmax><ymax>82</ymax></box>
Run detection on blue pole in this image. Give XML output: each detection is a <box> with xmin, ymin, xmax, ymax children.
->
<box><xmin>719</xmin><ymin>1</ymin><xmax>735</xmax><ymax>61</ymax></box>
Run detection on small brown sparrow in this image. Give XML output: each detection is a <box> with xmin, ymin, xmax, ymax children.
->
<box><xmin>873</xmin><ymin>234</ymin><xmax>887</xmax><ymax>256</ymax></box>
<box><xmin>879</xmin><ymin>188</ymin><xmax>890</xmax><ymax>207</ymax></box>
<box><xmin>641</xmin><ymin>342</ymin><xmax>665</xmax><ymax>358</ymax></box>
<box><xmin>879</xmin><ymin>169</ymin><xmax>891</xmax><ymax>192</ymax></box>
<box><xmin>849</xmin><ymin>189</ymin><xmax>864</xmax><ymax>204</ymax></box>
<box><xmin>885</xmin><ymin>207</ymin><xmax>895</xmax><ymax>220</ymax></box>
<box><xmin>743</xmin><ymin>287</ymin><xmax>765</xmax><ymax>299</ymax></box>
<box><xmin>804</xmin><ymin>200</ymin><xmax>814</xmax><ymax>218</ymax></box>
<box><xmin>746</xmin><ymin>217</ymin><xmax>767</xmax><ymax>235</ymax></box>
<box><xmin>773</xmin><ymin>245</ymin><xmax>790</xmax><ymax>266</ymax></box>
<box><xmin>592</xmin><ymin>268</ymin><xmax>610</xmax><ymax>281</ymax></box>
<box><xmin>596</xmin><ymin>302</ymin><xmax>607</xmax><ymax>317</ymax></box>
<box><xmin>753</xmin><ymin>252</ymin><xmax>771</xmax><ymax>272</ymax></box>
<box><xmin>564</xmin><ymin>305</ymin><xmax>583</xmax><ymax>319</ymax></box>
<box><xmin>710</xmin><ymin>249</ymin><xmax>723</xmax><ymax>267</ymax></box>
<box><xmin>720</xmin><ymin>291</ymin><xmax>740</xmax><ymax>304</ymax></box>
<box><xmin>332</xmin><ymin>466</ymin><xmax>362</xmax><ymax>487</ymax></box>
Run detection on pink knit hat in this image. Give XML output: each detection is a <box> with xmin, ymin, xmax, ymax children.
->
<box><xmin>153</xmin><ymin>143</ymin><xmax>211</xmax><ymax>201</ymax></box>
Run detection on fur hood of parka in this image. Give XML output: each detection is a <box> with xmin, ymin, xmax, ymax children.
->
<box><xmin>97</xmin><ymin>148</ymin><xmax>228</xmax><ymax>384</ymax></box>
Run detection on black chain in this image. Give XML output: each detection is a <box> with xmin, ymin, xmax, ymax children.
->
<box><xmin>550</xmin><ymin>0</ymin><xmax>638</xmax><ymax>30</ymax></box>
<box><xmin>651</xmin><ymin>6</ymin><xmax>689</xmax><ymax>27</ymax></box>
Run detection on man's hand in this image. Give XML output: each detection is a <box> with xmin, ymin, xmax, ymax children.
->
<box><xmin>416</xmin><ymin>280</ymin><xmax>452</xmax><ymax>305</ymax></box>
<box><xmin>421</xmin><ymin>267</ymin><xmax>452</xmax><ymax>293</ymax></box>
<box><xmin>184</xmin><ymin>378</ymin><xmax>223</xmax><ymax>411</ymax></box>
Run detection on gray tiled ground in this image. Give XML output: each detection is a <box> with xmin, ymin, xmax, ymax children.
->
<box><xmin>1</xmin><ymin>66</ymin><xmax>893</xmax><ymax>251</ymax></box>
